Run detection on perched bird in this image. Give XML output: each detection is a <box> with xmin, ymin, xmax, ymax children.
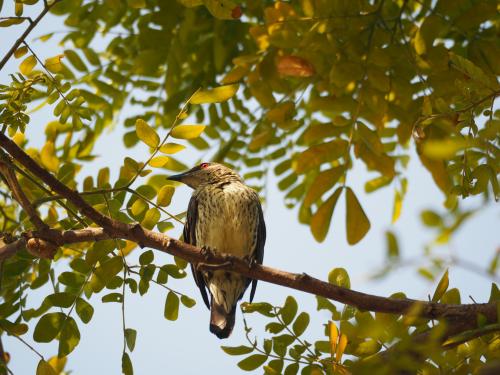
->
<box><xmin>167</xmin><ymin>162</ymin><xmax>266</xmax><ymax>339</ymax></box>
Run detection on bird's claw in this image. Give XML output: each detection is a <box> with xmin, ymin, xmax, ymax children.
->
<box><xmin>200</xmin><ymin>246</ymin><xmax>215</xmax><ymax>260</ymax></box>
<box><xmin>243</xmin><ymin>255</ymin><xmax>257</xmax><ymax>270</ymax></box>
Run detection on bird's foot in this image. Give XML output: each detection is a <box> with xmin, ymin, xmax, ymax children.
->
<box><xmin>243</xmin><ymin>255</ymin><xmax>257</xmax><ymax>270</ymax></box>
<box><xmin>200</xmin><ymin>246</ymin><xmax>216</xmax><ymax>260</ymax></box>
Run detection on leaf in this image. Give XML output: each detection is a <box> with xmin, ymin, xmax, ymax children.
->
<box><xmin>180</xmin><ymin>295</ymin><xmax>196</xmax><ymax>308</ymax></box>
<box><xmin>310</xmin><ymin>187</ymin><xmax>342</xmax><ymax>242</ymax></box>
<box><xmin>203</xmin><ymin>0</ymin><xmax>242</xmax><ymax>20</ymax></box>
<box><xmin>304</xmin><ymin>166</ymin><xmax>344</xmax><ymax>207</ymax></box>
<box><xmin>122</xmin><ymin>352</ymin><xmax>133</xmax><ymax>375</ymax></box>
<box><xmin>19</xmin><ymin>55</ymin><xmax>37</xmax><ymax>75</ymax></box>
<box><xmin>36</xmin><ymin>360</ymin><xmax>57</xmax><ymax>375</ymax></box>
<box><xmin>102</xmin><ymin>293</ymin><xmax>123</xmax><ymax>303</ymax></box>
<box><xmin>345</xmin><ymin>187</ymin><xmax>371</xmax><ymax>245</ymax></box>
<box><xmin>139</xmin><ymin>250</ymin><xmax>154</xmax><ymax>265</ymax></box>
<box><xmin>75</xmin><ymin>298</ymin><xmax>94</xmax><ymax>324</ymax></box>
<box><xmin>44</xmin><ymin>292</ymin><xmax>74</xmax><ymax>308</ymax></box>
<box><xmin>280</xmin><ymin>296</ymin><xmax>298</xmax><ymax>325</ymax></box>
<box><xmin>136</xmin><ymin>119</ymin><xmax>160</xmax><ymax>148</ymax></box>
<box><xmin>328</xmin><ymin>268</ymin><xmax>350</xmax><ymax>289</ymax></box>
<box><xmin>149</xmin><ymin>156</ymin><xmax>169</xmax><ymax>168</ymax></box>
<box><xmin>385</xmin><ymin>231</ymin><xmax>399</xmax><ymax>258</ymax></box>
<box><xmin>125</xmin><ymin>328</ymin><xmax>137</xmax><ymax>352</ymax></box>
<box><xmin>392</xmin><ymin>190</ymin><xmax>402</xmax><ymax>224</ymax></box>
<box><xmin>170</xmin><ymin>125</ymin><xmax>206</xmax><ymax>139</ymax></box>
<box><xmin>33</xmin><ymin>312</ymin><xmax>65</xmax><ymax>342</ymax></box>
<box><xmin>58</xmin><ymin>316</ymin><xmax>80</xmax><ymax>357</ymax></box>
<box><xmin>157</xmin><ymin>185</ymin><xmax>175</xmax><ymax>206</ymax></box>
<box><xmin>64</xmin><ymin>49</ymin><xmax>87</xmax><ymax>72</ymax></box>
<box><xmin>432</xmin><ymin>269</ymin><xmax>449</xmax><ymax>302</ymax></box>
<box><xmin>422</xmin><ymin>139</ymin><xmax>468</xmax><ymax>159</ymax></box>
<box><xmin>449</xmin><ymin>52</ymin><xmax>499</xmax><ymax>90</ymax></box>
<box><xmin>45</xmin><ymin>55</ymin><xmax>64</xmax><ymax>73</ymax></box>
<box><xmin>292</xmin><ymin>140</ymin><xmax>348</xmax><ymax>174</ymax></box>
<box><xmin>164</xmin><ymin>291</ymin><xmax>179</xmax><ymax>321</ymax></box>
<box><xmin>159</xmin><ymin>143</ymin><xmax>185</xmax><ymax>154</ymax></box>
<box><xmin>335</xmin><ymin>333</ymin><xmax>348</xmax><ymax>362</ymax></box>
<box><xmin>221</xmin><ymin>345</ymin><xmax>254</xmax><ymax>356</ymax></box>
<box><xmin>141</xmin><ymin>208</ymin><xmax>160</xmax><ymax>229</ymax></box>
<box><xmin>129</xmin><ymin>0</ymin><xmax>146</xmax><ymax>8</ymax></box>
<box><xmin>237</xmin><ymin>354</ymin><xmax>268</xmax><ymax>371</ymax></box>
<box><xmin>190</xmin><ymin>84</ymin><xmax>239</xmax><ymax>104</ymax></box>
<box><xmin>276</xmin><ymin>55</ymin><xmax>315</xmax><ymax>77</ymax></box>
<box><xmin>14</xmin><ymin>46</ymin><xmax>28</xmax><ymax>59</ymax></box>
<box><xmin>292</xmin><ymin>312</ymin><xmax>309</xmax><ymax>336</ymax></box>
<box><xmin>47</xmin><ymin>356</ymin><xmax>67</xmax><ymax>373</ymax></box>
<box><xmin>329</xmin><ymin>321</ymin><xmax>339</xmax><ymax>354</ymax></box>
<box><xmin>41</xmin><ymin>141</ymin><xmax>59</xmax><ymax>172</ymax></box>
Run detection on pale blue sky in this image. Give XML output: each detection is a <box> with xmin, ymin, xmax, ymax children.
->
<box><xmin>1</xmin><ymin>3</ymin><xmax>498</xmax><ymax>374</ymax></box>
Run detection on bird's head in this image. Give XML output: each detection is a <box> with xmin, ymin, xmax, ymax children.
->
<box><xmin>166</xmin><ymin>162</ymin><xmax>241</xmax><ymax>189</ymax></box>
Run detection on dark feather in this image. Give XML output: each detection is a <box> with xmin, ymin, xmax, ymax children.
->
<box><xmin>249</xmin><ymin>200</ymin><xmax>266</xmax><ymax>302</ymax></box>
<box><xmin>184</xmin><ymin>195</ymin><xmax>210</xmax><ymax>309</ymax></box>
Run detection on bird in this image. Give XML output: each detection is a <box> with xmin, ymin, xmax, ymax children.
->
<box><xmin>167</xmin><ymin>162</ymin><xmax>266</xmax><ymax>339</ymax></box>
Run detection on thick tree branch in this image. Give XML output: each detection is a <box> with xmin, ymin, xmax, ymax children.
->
<box><xmin>0</xmin><ymin>132</ymin><xmax>496</xmax><ymax>336</ymax></box>
<box><xmin>0</xmin><ymin>225</ymin><xmax>496</xmax><ymax>329</ymax></box>
<box><xmin>0</xmin><ymin>153</ymin><xmax>47</xmax><ymax>231</ymax></box>
<box><xmin>0</xmin><ymin>0</ymin><xmax>62</xmax><ymax>72</ymax></box>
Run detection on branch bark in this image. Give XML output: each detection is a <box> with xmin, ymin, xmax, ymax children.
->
<box><xmin>0</xmin><ymin>132</ymin><xmax>497</xmax><ymax>336</ymax></box>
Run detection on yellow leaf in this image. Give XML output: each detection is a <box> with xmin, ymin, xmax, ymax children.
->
<box><xmin>392</xmin><ymin>190</ymin><xmax>402</xmax><ymax>224</ymax></box>
<box><xmin>19</xmin><ymin>55</ymin><xmax>37</xmax><ymax>75</ymax></box>
<box><xmin>422</xmin><ymin>138</ymin><xmax>468</xmax><ymax>159</ymax></box>
<box><xmin>159</xmin><ymin>143</ymin><xmax>185</xmax><ymax>154</ymax></box>
<box><xmin>36</xmin><ymin>360</ymin><xmax>57</xmax><ymax>375</ymax></box>
<box><xmin>335</xmin><ymin>333</ymin><xmax>348</xmax><ymax>362</ymax></box>
<box><xmin>190</xmin><ymin>84</ymin><xmax>239</xmax><ymax>104</ymax></box>
<box><xmin>48</xmin><ymin>356</ymin><xmax>67</xmax><ymax>373</ymax></box>
<box><xmin>310</xmin><ymin>187</ymin><xmax>342</xmax><ymax>242</ymax></box>
<box><xmin>14</xmin><ymin>46</ymin><xmax>28</xmax><ymax>59</ymax></box>
<box><xmin>328</xmin><ymin>321</ymin><xmax>339</xmax><ymax>354</ymax></box>
<box><xmin>171</xmin><ymin>125</ymin><xmax>206</xmax><ymax>139</ymax></box>
<box><xmin>432</xmin><ymin>269</ymin><xmax>449</xmax><ymax>302</ymax></box>
<box><xmin>266</xmin><ymin>101</ymin><xmax>295</xmax><ymax>124</ymax></box>
<box><xmin>221</xmin><ymin>66</ymin><xmax>249</xmax><ymax>84</ymax></box>
<box><xmin>157</xmin><ymin>185</ymin><xmax>175</xmax><ymax>207</ymax></box>
<box><xmin>40</xmin><ymin>141</ymin><xmax>59</xmax><ymax>172</ymax></box>
<box><xmin>304</xmin><ymin>166</ymin><xmax>344</xmax><ymax>207</ymax></box>
<box><xmin>149</xmin><ymin>156</ymin><xmax>169</xmax><ymax>168</ymax></box>
<box><xmin>128</xmin><ymin>0</ymin><xmax>146</xmax><ymax>8</ymax></box>
<box><xmin>345</xmin><ymin>187</ymin><xmax>370</xmax><ymax>245</ymax></box>
<box><xmin>249</xmin><ymin>128</ymin><xmax>273</xmax><ymax>151</ymax></box>
<box><xmin>136</xmin><ymin>119</ymin><xmax>160</xmax><ymax>148</ymax></box>
<box><xmin>45</xmin><ymin>55</ymin><xmax>64</xmax><ymax>73</ymax></box>
<box><xmin>293</xmin><ymin>140</ymin><xmax>348</xmax><ymax>174</ymax></box>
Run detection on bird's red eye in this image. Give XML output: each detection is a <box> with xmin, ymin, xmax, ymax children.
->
<box><xmin>200</xmin><ymin>162</ymin><xmax>210</xmax><ymax>169</ymax></box>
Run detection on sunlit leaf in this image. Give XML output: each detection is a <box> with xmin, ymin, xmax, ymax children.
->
<box><xmin>190</xmin><ymin>84</ymin><xmax>239</xmax><ymax>104</ymax></box>
<box><xmin>432</xmin><ymin>269</ymin><xmax>449</xmax><ymax>302</ymax></box>
<box><xmin>345</xmin><ymin>187</ymin><xmax>370</xmax><ymax>245</ymax></box>
<box><xmin>310</xmin><ymin>187</ymin><xmax>342</xmax><ymax>242</ymax></box>
<box><xmin>164</xmin><ymin>291</ymin><xmax>179</xmax><ymax>321</ymax></box>
<box><xmin>136</xmin><ymin>119</ymin><xmax>160</xmax><ymax>148</ymax></box>
<box><xmin>171</xmin><ymin>125</ymin><xmax>206</xmax><ymax>139</ymax></box>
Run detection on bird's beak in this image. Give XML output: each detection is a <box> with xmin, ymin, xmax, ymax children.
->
<box><xmin>166</xmin><ymin>172</ymin><xmax>189</xmax><ymax>183</ymax></box>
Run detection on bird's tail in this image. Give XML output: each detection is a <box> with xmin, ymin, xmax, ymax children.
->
<box><xmin>210</xmin><ymin>297</ymin><xmax>236</xmax><ymax>339</ymax></box>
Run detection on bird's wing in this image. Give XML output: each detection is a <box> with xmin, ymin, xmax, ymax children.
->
<box><xmin>249</xmin><ymin>199</ymin><xmax>266</xmax><ymax>302</ymax></box>
<box><xmin>184</xmin><ymin>195</ymin><xmax>210</xmax><ymax>309</ymax></box>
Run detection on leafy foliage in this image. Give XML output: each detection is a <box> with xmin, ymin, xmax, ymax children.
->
<box><xmin>0</xmin><ymin>0</ymin><xmax>498</xmax><ymax>374</ymax></box>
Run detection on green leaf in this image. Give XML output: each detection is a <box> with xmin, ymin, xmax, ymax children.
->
<box><xmin>280</xmin><ymin>296</ymin><xmax>298</xmax><ymax>325</ymax></box>
<box><xmin>345</xmin><ymin>187</ymin><xmax>371</xmax><ymax>245</ymax></box>
<box><xmin>44</xmin><ymin>293</ymin><xmax>74</xmax><ymax>308</ymax></box>
<box><xmin>328</xmin><ymin>268</ymin><xmax>351</xmax><ymax>289</ymax></box>
<box><xmin>180</xmin><ymin>295</ymin><xmax>196</xmax><ymax>308</ymax></box>
<box><xmin>164</xmin><ymin>291</ymin><xmax>179</xmax><ymax>321</ymax></box>
<box><xmin>122</xmin><ymin>352</ymin><xmax>133</xmax><ymax>375</ymax></box>
<box><xmin>284</xmin><ymin>363</ymin><xmax>299</xmax><ymax>375</ymax></box>
<box><xmin>0</xmin><ymin>320</ymin><xmax>28</xmax><ymax>335</ymax></box>
<box><xmin>75</xmin><ymin>298</ymin><xmax>94</xmax><ymax>324</ymax></box>
<box><xmin>64</xmin><ymin>49</ymin><xmax>87</xmax><ymax>72</ymax></box>
<box><xmin>221</xmin><ymin>345</ymin><xmax>254</xmax><ymax>356</ymax></box>
<box><xmin>94</xmin><ymin>256</ymin><xmax>123</xmax><ymax>287</ymax></box>
<box><xmin>102</xmin><ymin>293</ymin><xmax>123</xmax><ymax>303</ymax></box>
<box><xmin>310</xmin><ymin>187</ymin><xmax>342</xmax><ymax>242</ymax></box>
<box><xmin>385</xmin><ymin>231</ymin><xmax>399</xmax><ymax>258</ymax></box>
<box><xmin>432</xmin><ymin>269</ymin><xmax>449</xmax><ymax>302</ymax></box>
<box><xmin>136</xmin><ymin>119</ymin><xmax>160</xmax><ymax>148</ymax></box>
<box><xmin>237</xmin><ymin>354</ymin><xmax>268</xmax><ymax>371</ymax></box>
<box><xmin>304</xmin><ymin>166</ymin><xmax>344</xmax><ymax>207</ymax></box>
<box><xmin>125</xmin><ymin>328</ymin><xmax>137</xmax><ymax>352</ymax></box>
<box><xmin>157</xmin><ymin>186</ymin><xmax>175</xmax><ymax>206</ymax></box>
<box><xmin>139</xmin><ymin>250</ymin><xmax>154</xmax><ymax>265</ymax></box>
<box><xmin>58</xmin><ymin>316</ymin><xmax>80</xmax><ymax>357</ymax></box>
<box><xmin>33</xmin><ymin>312</ymin><xmax>65</xmax><ymax>343</ymax></box>
<box><xmin>128</xmin><ymin>0</ymin><xmax>146</xmax><ymax>8</ymax></box>
<box><xmin>36</xmin><ymin>360</ymin><xmax>57</xmax><ymax>375</ymax></box>
<box><xmin>170</xmin><ymin>125</ymin><xmax>206</xmax><ymax>139</ymax></box>
<box><xmin>191</xmin><ymin>84</ymin><xmax>239</xmax><ymax>104</ymax></box>
<box><xmin>292</xmin><ymin>312</ymin><xmax>309</xmax><ymax>336</ymax></box>
<box><xmin>141</xmin><ymin>208</ymin><xmax>160</xmax><ymax>229</ymax></box>
<box><xmin>19</xmin><ymin>55</ymin><xmax>37</xmax><ymax>75</ymax></box>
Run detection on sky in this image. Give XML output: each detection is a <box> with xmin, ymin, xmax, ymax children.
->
<box><xmin>0</xmin><ymin>3</ymin><xmax>498</xmax><ymax>375</ymax></box>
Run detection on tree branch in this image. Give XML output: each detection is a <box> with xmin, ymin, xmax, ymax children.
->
<box><xmin>0</xmin><ymin>0</ymin><xmax>61</xmax><ymax>72</ymax></box>
<box><xmin>0</xmin><ymin>131</ymin><xmax>496</xmax><ymax>335</ymax></box>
